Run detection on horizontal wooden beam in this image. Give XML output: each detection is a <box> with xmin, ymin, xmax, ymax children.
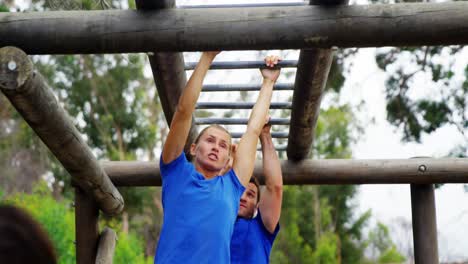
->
<box><xmin>0</xmin><ymin>47</ymin><xmax>124</xmax><ymax>215</ymax></box>
<box><xmin>103</xmin><ymin>158</ymin><xmax>468</xmax><ymax>186</ymax></box>
<box><xmin>136</xmin><ymin>0</ymin><xmax>172</xmax><ymax>10</ymax></box>
<box><xmin>180</xmin><ymin>2</ymin><xmax>307</xmax><ymax>8</ymax></box>
<box><xmin>2</xmin><ymin>2</ymin><xmax>468</xmax><ymax>54</ymax></box>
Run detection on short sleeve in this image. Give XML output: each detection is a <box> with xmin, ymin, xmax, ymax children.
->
<box><xmin>225</xmin><ymin>169</ymin><xmax>246</xmax><ymax>199</ymax></box>
<box><xmin>160</xmin><ymin>152</ymin><xmax>189</xmax><ymax>184</ymax></box>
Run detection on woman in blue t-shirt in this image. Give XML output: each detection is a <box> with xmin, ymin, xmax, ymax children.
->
<box><xmin>154</xmin><ymin>52</ymin><xmax>281</xmax><ymax>264</ymax></box>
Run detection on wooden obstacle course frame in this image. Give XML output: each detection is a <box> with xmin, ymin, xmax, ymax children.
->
<box><xmin>2</xmin><ymin>1</ymin><xmax>468</xmax><ymax>262</ymax></box>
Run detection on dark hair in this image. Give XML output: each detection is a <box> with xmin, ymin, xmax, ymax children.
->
<box><xmin>0</xmin><ymin>205</ymin><xmax>57</xmax><ymax>264</ymax></box>
<box><xmin>249</xmin><ymin>177</ymin><xmax>261</xmax><ymax>204</ymax></box>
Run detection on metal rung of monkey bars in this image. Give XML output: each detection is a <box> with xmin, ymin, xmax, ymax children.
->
<box><xmin>196</xmin><ymin>102</ymin><xmax>292</xmax><ymax>110</ymax></box>
<box><xmin>202</xmin><ymin>83</ymin><xmax>294</xmax><ymax>92</ymax></box>
<box><xmin>257</xmin><ymin>145</ymin><xmax>287</xmax><ymax>151</ymax></box>
<box><xmin>231</xmin><ymin>132</ymin><xmax>289</xmax><ymax>138</ymax></box>
<box><xmin>195</xmin><ymin>118</ymin><xmax>290</xmax><ymax>125</ymax></box>
<box><xmin>179</xmin><ymin>2</ymin><xmax>307</xmax><ymax>8</ymax></box>
<box><xmin>185</xmin><ymin>60</ymin><xmax>298</xmax><ymax>70</ymax></box>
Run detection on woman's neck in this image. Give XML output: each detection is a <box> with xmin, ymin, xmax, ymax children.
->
<box><xmin>194</xmin><ymin>163</ymin><xmax>220</xmax><ymax>179</ymax></box>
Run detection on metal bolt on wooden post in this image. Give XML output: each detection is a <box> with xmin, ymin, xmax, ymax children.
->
<box><xmin>410</xmin><ymin>157</ymin><xmax>439</xmax><ymax>264</ymax></box>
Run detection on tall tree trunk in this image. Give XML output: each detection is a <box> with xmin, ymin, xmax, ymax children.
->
<box><xmin>313</xmin><ymin>186</ymin><xmax>321</xmax><ymax>248</ymax></box>
<box><xmin>122</xmin><ymin>211</ymin><xmax>129</xmax><ymax>234</ymax></box>
<box><xmin>336</xmin><ymin>234</ymin><xmax>342</xmax><ymax>264</ymax></box>
<box><xmin>116</xmin><ymin>126</ymin><xmax>125</xmax><ymax>160</ymax></box>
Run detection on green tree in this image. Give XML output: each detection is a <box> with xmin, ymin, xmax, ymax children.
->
<box><xmin>371</xmin><ymin>0</ymin><xmax>467</xmax><ymax>156</ymax></box>
<box><xmin>365</xmin><ymin>222</ymin><xmax>406</xmax><ymax>263</ymax></box>
<box><xmin>2</xmin><ymin>181</ymin><xmax>152</xmax><ymax>264</ymax></box>
<box><xmin>0</xmin><ymin>4</ymin><xmax>53</xmax><ymax>196</ymax></box>
<box><xmin>1</xmin><ymin>0</ymin><xmax>165</xmax><ymax>257</ymax></box>
<box><xmin>376</xmin><ymin>45</ymin><xmax>466</xmax><ymax>149</ymax></box>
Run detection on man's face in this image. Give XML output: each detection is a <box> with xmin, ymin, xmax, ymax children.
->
<box><xmin>190</xmin><ymin>127</ymin><xmax>231</xmax><ymax>172</ymax></box>
<box><xmin>238</xmin><ymin>183</ymin><xmax>259</xmax><ymax>218</ymax></box>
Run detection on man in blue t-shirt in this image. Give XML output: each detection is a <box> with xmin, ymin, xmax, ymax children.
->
<box><xmin>230</xmin><ymin>124</ymin><xmax>283</xmax><ymax>264</ymax></box>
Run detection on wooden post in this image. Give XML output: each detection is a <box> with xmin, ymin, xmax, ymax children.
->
<box><xmin>75</xmin><ymin>187</ymin><xmax>99</xmax><ymax>264</ymax></box>
<box><xmin>101</xmin><ymin>158</ymin><xmax>468</xmax><ymax>186</ymax></box>
<box><xmin>411</xmin><ymin>184</ymin><xmax>439</xmax><ymax>263</ymax></box>
<box><xmin>0</xmin><ymin>46</ymin><xmax>124</xmax><ymax>215</ymax></box>
<box><xmin>96</xmin><ymin>227</ymin><xmax>117</xmax><ymax>264</ymax></box>
<box><xmin>136</xmin><ymin>0</ymin><xmax>198</xmax><ymax>153</ymax></box>
<box><xmin>2</xmin><ymin>2</ymin><xmax>468</xmax><ymax>54</ymax></box>
<box><xmin>287</xmin><ymin>48</ymin><xmax>335</xmax><ymax>161</ymax></box>
<box><xmin>287</xmin><ymin>0</ymin><xmax>348</xmax><ymax>162</ymax></box>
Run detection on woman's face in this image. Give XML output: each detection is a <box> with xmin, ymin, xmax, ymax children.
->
<box><xmin>191</xmin><ymin>127</ymin><xmax>231</xmax><ymax>173</ymax></box>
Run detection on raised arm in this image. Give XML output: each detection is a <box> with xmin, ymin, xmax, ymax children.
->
<box><xmin>258</xmin><ymin>125</ymin><xmax>283</xmax><ymax>233</ymax></box>
<box><xmin>233</xmin><ymin>55</ymin><xmax>281</xmax><ymax>186</ymax></box>
<box><xmin>162</xmin><ymin>52</ymin><xmax>219</xmax><ymax>164</ymax></box>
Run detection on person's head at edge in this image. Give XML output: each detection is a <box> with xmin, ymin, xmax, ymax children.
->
<box><xmin>238</xmin><ymin>177</ymin><xmax>261</xmax><ymax>219</ymax></box>
<box><xmin>0</xmin><ymin>204</ymin><xmax>57</xmax><ymax>264</ymax></box>
<box><xmin>190</xmin><ymin>124</ymin><xmax>233</xmax><ymax>178</ymax></box>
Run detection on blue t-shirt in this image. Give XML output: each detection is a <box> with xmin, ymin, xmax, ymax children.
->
<box><xmin>154</xmin><ymin>153</ymin><xmax>245</xmax><ymax>264</ymax></box>
<box><xmin>230</xmin><ymin>211</ymin><xmax>280</xmax><ymax>264</ymax></box>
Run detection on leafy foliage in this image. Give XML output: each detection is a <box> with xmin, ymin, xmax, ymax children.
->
<box><xmin>1</xmin><ymin>182</ymin><xmax>152</xmax><ymax>263</ymax></box>
<box><xmin>376</xmin><ymin>45</ymin><xmax>467</xmax><ymax>154</ymax></box>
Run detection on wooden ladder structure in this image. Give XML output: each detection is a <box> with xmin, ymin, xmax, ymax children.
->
<box><xmin>2</xmin><ymin>1</ymin><xmax>468</xmax><ymax>263</ymax></box>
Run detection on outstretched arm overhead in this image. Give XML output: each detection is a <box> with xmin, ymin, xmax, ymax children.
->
<box><xmin>162</xmin><ymin>52</ymin><xmax>219</xmax><ymax>164</ymax></box>
<box><xmin>258</xmin><ymin>124</ymin><xmax>283</xmax><ymax>233</ymax></box>
<box><xmin>233</xmin><ymin>55</ymin><xmax>281</xmax><ymax>187</ymax></box>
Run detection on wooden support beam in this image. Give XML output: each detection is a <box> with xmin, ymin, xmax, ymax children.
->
<box><xmin>135</xmin><ymin>0</ymin><xmax>172</xmax><ymax>9</ymax></box>
<box><xmin>411</xmin><ymin>184</ymin><xmax>439</xmax><ymax>264</ymax></box>
<box><xmin>75</xmin><ymin>187</ymin><xmax>99</xmax><ymax>264</ymax></box>
<box><xmin>287</xmin><ymin>0</ymin><xmax>347</xmax><ymax>161</ymax></box>
<box><xmin>0</xmin><ymin>46</ymin><xmax>124</xmax><ymax>215</ymax></box>
<box><xmin>2</xmin><ymin>2</ymin><xmax>468</xmax><ymax>54</ymax></box>
<box><xmin>147</xmin><ymin>52</ymin><xmax>198</xmax><ymax>153</ymax></box>
<box><xmin>95</xmin><ymin>227</ymin><xmax>117</xmax><ymax>264</ymax></box>
<box><xmin>137</xmin><ymin>0</ymin><xmax>198</xmax><ymax>153</ymax></box>
<box><xmin>102</xmin><ymin>158</ymin><xmax>468</xmax><ymax>186</ymax></box>
<box><xmin>287</xmin><ymin>49</ymin><xmax>335</xmax><ymax>161</ymax></box>
<box><xmin>180</xmin><ymin>2</ymin><xmax>307</xmax><ymax>8</ymax></box>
